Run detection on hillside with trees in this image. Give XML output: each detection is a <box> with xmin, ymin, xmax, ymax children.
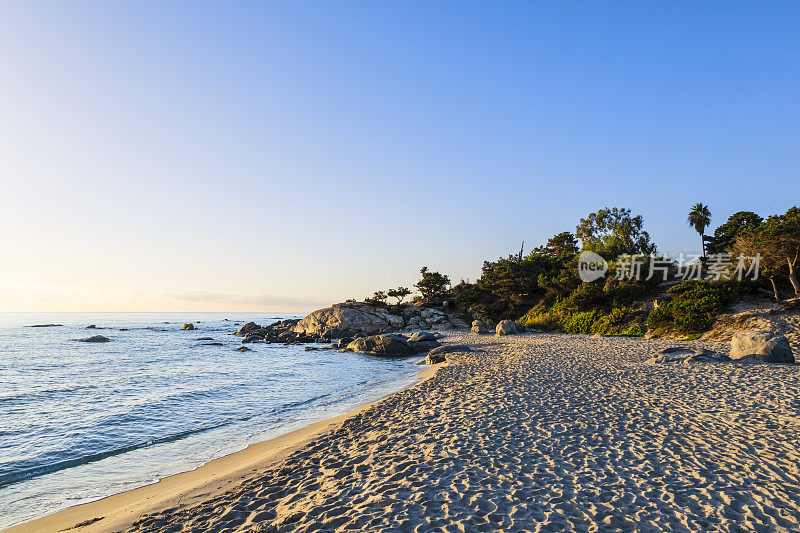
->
<box><xmin>363</xmin><ymin>205</ymin><xmax>799</xmax><ymax>340</ymax></box>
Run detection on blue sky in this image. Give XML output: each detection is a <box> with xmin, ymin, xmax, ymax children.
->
<box><xmin>1</xmin><ymin>1</ymin><xmax>798</xmax><ymax>311</ymax></box>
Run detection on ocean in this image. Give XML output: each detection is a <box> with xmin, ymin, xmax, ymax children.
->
<box><xmin>0</xmin><ymin>313</ymin><xmax>422</xmax><ymax>529</ymax></box>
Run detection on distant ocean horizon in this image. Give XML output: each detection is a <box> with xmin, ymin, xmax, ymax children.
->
<box><xmin>0</xmin><ymin>312</ymin><xmax>421</xmax><ymax>529</ymax></box>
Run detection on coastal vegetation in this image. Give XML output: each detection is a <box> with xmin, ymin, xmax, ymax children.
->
<box><xmin>378</xmin><ymin>205</ymin><xmax>800</xmax><ymax>339</ymax></box>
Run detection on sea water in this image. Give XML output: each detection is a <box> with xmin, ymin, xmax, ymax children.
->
<box><xmin>0</xmin><ymin>313</ymin><xmax>421</xmax><ymax>529</ymax></box>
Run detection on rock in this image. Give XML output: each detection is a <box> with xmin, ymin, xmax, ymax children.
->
<box><xmin>81</xmin><ymin>335</ymin><xmax>110</xmax><ymax>343</ymax></box>
<box><xmin>180</xmin><ymin>323</ymin><xmax>196</xmax><ymax>331</ymax></box>
<box><xmin>426</xmin><ymin>352</ymin><xmax>447</xmax><ymax>365</ymax></box>
<box><xmin>650</xmin><ymin>346</ymin><xmax>730</xmax><ymax>364</ymax></box>
<box><xmin>408</xmin><ymin>340</ymin><xmax>440</xmax><ymax>353</ymax></box>
<box><xmin>29</xmin><ymin>324</ymin><xmax>63</xmax><ymax>328</ymax></box>
<box><xmin>241</xmin><ymin>336</ymin><xmax>264</xmax><ymax>344</ymax></box>
<box><xmin>86</xmin><ymin>325</ymin><xmax>97</xmax><ymax>329</ymax></box>
<box><xmin>408</xmin><ymin>331</ymin><xmax>436</xmax><ymax>343</ymax></box>
<box><xmin>201</xmin><ymin>342</ymin><xmax>223</xmax><ymax>346</ymax></box>
<box><xmin>432</xmin><ymin>322</ymin><xmax>453</xmax><ymax>331</ymax></box>
<box><xmin>496</xmin><ymin>320</ymin><xmax>518</xmax><ymax>336</ymax></box>
<box><xmin>196</xmin><ymin>337</ymin><xmax>213</xmax><ymax>341</ymax></box>
<box><xmin>730</xmin><ymin>330</ymin><xmax>794</xmax><ymax>363</ymax></box>
<box><xmin>235</xmin><ymin>322</ymin><xmax>261</xmax><ymax>337</ymax></box>
<box><xmin>293</xmin><ymin>303</ymin><xmax>403</xmax><ymax>337</ymax></box>
<box><xmin>428</xmin><ymin>345</ymin><xmax>472</xmax><ymax>356</ymax></box>
<box><xmin>346</xmin><ymin>334</ymin><xmax>413</xmax><ymax>356</ymax></box>
<box><xmin>450</xmin><ymin>318</ymin><xmax>470</xmax><ymax>329</ymax></box>
<box><xmin>236</xmin><ymin>346</ymin><xmax>252</xmax><ymax>352</ymax></box>
<box><xmin>471</xmin><ymin>320</ymin><xmax>489</xmax><ymax>335</ymax></box>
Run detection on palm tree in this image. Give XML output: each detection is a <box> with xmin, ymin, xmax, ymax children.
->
<box><xmin>687</xmin><ymin>203</ymin><xmax>712</xmax><ymax>257</ymax></box>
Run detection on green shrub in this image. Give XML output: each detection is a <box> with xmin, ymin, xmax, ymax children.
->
<box><xmin>646</xmin><ymin>279</ymin><xmax>753</xmax><ymax>335</ymax></box>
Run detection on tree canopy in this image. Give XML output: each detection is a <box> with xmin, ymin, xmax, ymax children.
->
<box><xmin>711</xmin><ymin>211</ymin><xmax>763</xmax><ymax>253</ymax></box>
<box><xmin>576</xmin><ymin>207</ymin><xmax>656</xmax><ymax>259</ymax></box>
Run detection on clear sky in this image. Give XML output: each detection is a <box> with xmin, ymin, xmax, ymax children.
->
<box><xmin>1</xmin><ymin>1</ymin><xmax>798</xmax><ymax>312</ymax></box>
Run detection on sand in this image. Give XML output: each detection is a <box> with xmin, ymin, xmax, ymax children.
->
<box><xmin>9</xmin><ymin>332</ymin><xmax>800</xmax><ymax>532</ymax></box>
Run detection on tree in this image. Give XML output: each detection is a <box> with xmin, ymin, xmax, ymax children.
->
<box><xmin>415</xmin><ymin>267</ymin><xmax>451</xmax><ymax>300</ymax></box>
<box><xmin>364</xmin><ymin>290</ymin><xmax>387</xmax><ymax>305</ymax></box>
<box><xmin>711</xmin><ymin>211</ymin><xmax>763</xmax><ymax>253</ymax></box>
<box><xmin>576</xmin><ymin>207</ymin><xmax>656</xmax><ymax>259</ymax></box>
<box><xmin>687</xmin><ymin>203</ymin><xmax>712</xmax><ymax>257</ymax></box>
<box><xmin>535</xmin><ymin>231</ymin><xmax>579</xmax><ymax>258</ymax></box>
<box><xmin>735</xmin><ymin>207</ymin><xmax>800</xmax><ymax>300</ymax></box>
<box><xmin>387</xmin><ymin>287</ymin><xmax>411</xmax><ymax>305</ymax></box>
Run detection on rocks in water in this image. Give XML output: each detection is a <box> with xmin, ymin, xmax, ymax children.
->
<box><xmin>496</xmin><ymin>320</ymin><xmax>519</xmax><ymax>336</ymax></box>
<box><xmin>196</xmin><ymin>337</ymin><xmax>213</xmax><ymax>341</ymax></box>
<box><xmin>180</xmin><ymin>323</ymin><xmax>196</xmax><ymax>331</ymax></box>
<box><xmin>650</xmin><ymin>346</ymin><xmax>730</xmax><ymax>364</ymax></box>
<box><xmin>429</xmin><ymin>344</ymin><xmax>472</xmax><ymax>356</ymax></box>
<box><xmin>86</xmin><ymin>325</ymin><xmax>97</xmax><ymax>329</ymax></box>
<box><xmin>345</xmin><ymin>334</ymin><xmax>413</xmax><ymax>357</ymax></box>
<box><xmin>201</xmin><ymin>342</ymin><xmax>223</xmax><ymax>346</ymax></box>
<box><xmin>471</xmin><ymin>320</ymin><xmax>489</xmax><ymax>335</ymax></box>
<box><xmin>235</xmin><ymin>322</ymin><xmax>261</xmax><ymax>337</ymax></box>
<box><xmin>81</xmin><ymin>335</ymin><xmax>111</xmax><ymax>343</ymax></box>
<box><xmin>29</xmin><ymin>324</ymin><xmax>63</xmax><ymax>328</ymax></box>
<box><xmin>241</xmin><ymin>336</ymin><xmax>264</xmax><ymax>344</ymax></box>
<box><xmin>730</xmin><ymin>330</ymin><xmax>794</xmax><ymax>363</ymax></box>
<box><xmin>235</xmin><ymin>346</ymin><xmax>252</xmax><ymax>352</ymax></box>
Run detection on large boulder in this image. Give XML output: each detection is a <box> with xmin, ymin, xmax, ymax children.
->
<box><xmin>346</xmin><ymin>334</ymin><xmax>413</xmax><ymax>356</ymax></box>
<box><xmin>496</xmin><ymin>320</ymin><xmax>518</xmax><ymax>336</ymax></box>
<box><xmin>730</xmin><ymin>330</ymin><xmax>794</xmax><ymax>363</ymax></box>
<box><xmin>180</xmin><ymin>323</ymin><xmax>196</xmax><ymax>331</ymax></box>
<box><xmin>294</xmin><ymin>303</ymin><xmax>401</xmax><ymax>337</ymax></box>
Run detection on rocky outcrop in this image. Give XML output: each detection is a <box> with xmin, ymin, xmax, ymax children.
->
<box><xmin>345</xmin><ymin>334</ymin><xmax>413</xmax><ymax>357</ymax></box>
<box><xmin>292</xmin><ymin>303</ymin><xmax>469</xmax><ymax>338</ymax></box>
<box><xmin>730</xmin><ymin>331</ymin><xmax>794</xmax><ymax>363</ymax></box>
<box><xmin>81</xmin><ymin>335</ymin><xmax>111</xmax><ymax>343</ymax></box>
<box><xmin>496</xmin><ymin>320</ymin><xmax>518</xmax><ymax>336</ymax></box>
<box><xmin>180</xmin><ymin>323</ymin><xmax>196</xmax><ymax>331</ymax></box>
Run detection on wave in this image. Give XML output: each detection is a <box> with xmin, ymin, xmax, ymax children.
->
<box><xmin>0</xmin><ymin>390</ymin><xmax>344</xmax><ymax>489</ymax></box>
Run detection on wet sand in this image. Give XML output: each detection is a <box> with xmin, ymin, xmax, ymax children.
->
<box><xmin>10</xmin><ymin>333</ymin><xmax>800</xmax><ymax>532</ymax></box>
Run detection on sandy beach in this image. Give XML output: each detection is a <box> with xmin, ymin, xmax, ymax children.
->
<box><xmin>10</xmin><ymin>332</ymin><xmax>800</xmax><ymax>532</ymax></box>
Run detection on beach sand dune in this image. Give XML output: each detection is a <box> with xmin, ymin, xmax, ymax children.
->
<box><xmin>117</xmin><ymin>333</ymin><xmax>800</xmax><ymax>532</ymax></box>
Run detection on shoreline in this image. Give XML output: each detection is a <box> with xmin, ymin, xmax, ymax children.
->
<box><xmin>5</xmin><ymin>363</ymin><xmax>440</xmax><ymax>533</ymax></box>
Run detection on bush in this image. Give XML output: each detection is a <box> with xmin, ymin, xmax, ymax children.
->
<box><xmin>646</xmin><ymin>279</ymin><xmax>753</xmax><ymax>335</ymax></box>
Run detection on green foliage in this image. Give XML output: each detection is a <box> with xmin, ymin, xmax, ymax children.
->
<box><xmin>364</xmin><ymin>290</ymin><xmax>387</xmax><ymax>305</ymax></box>
<box><xmin>576</xmin><ymin>207</ymin><xmax>656</xmax><ymax>259</ymax></box>
<box><xmin>477</xmin><ymin>252</ymin><xmax>563</xmax><ymax>313</ymax></box>
<box><xmin>534</xmin><ymin>231</ymin><xmax>579</xmax><ymax>258</ymax></box>
<box><xmin>386</xmin><ymin>287</ymin><xmax>411</xmax><ymax>304</ymax></box>
<box><xmin>415</xmin><ymin>267</ymin><xmax>451</xmax><ymax>300</ymax></box>
<box><xmin>646</xmin><ymin>279</ymin><xmax>751</xmax><ymax>335</ymax></box>
<box><xmin>518</xmin><ymin>282</ymin><xmax>647</xmax><ymax>337</ymax></box>
<box><xmin>711</xmin><ymin>211</ymin><xmax>763</xmax><ymax>253</ymax></box>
